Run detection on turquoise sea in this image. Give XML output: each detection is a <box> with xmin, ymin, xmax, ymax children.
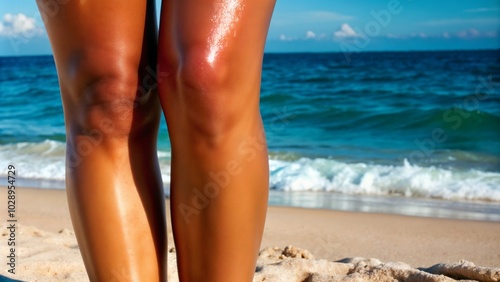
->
<box><xmin>1</xmin><ymin>50</ymin><xmax>499</xmax><ymax>220</ymax></box>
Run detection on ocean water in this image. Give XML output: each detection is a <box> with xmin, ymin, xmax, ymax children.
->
<box><xmin>1</xmin><ymin>50</ymin><xmax>499</xmax><ymax>220</ymax></box>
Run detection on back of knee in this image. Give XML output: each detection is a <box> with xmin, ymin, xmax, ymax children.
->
<box><xmin>65</xmin><ymin>59</ymin><xmax>157</xmax><ymax>141</ymax></box>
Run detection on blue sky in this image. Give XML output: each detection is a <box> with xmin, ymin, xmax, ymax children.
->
<box><xmin>0</xmin><ymin>0</ymin><xmax>498</xmax><ymax>56</ymax></box>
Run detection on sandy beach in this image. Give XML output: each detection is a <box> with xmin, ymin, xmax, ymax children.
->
<box><xmin>1</xmin><ymin>187</ymin><xmax>499</xmax><ymax>281</ymax></box>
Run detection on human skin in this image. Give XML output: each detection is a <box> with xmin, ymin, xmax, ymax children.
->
<box><xmin>35</xmin><ymin>0</ymin><xmax>166</xmax><ymax>280</ymax></box>
<box><xmin>158</xmin><ymin>0</ymin><xmax>275</xmax><ymax>281</ymax></box>
<box><xmin>35</xmin><ymin>0</ymin><xmax>275</xmax><ymax>280</ymax></box>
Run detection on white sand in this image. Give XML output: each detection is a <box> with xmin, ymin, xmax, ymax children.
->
<box><xmin>1</xmin><ymin>187</ymin><xmax>499</xmax><ymax>281</ymax></box>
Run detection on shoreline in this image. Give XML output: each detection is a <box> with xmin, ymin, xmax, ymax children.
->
<box><xmin>0</xmin><ymin>187</ymin><xmax>498</xmax><ymax>267</ymax></box>
<box><xmin>5</xmin><ymin>181</ymin><xmax>500</xmax><ymax>222</ymax></box>
<box><xmin>268</xmin><ymin>190</ymin><xmax>500</xmax><ymax>222</ymax></box>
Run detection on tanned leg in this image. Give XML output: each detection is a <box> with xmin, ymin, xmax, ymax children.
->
<box><xmin>158</xmin><ymin>0</ymin><xmax>275</xmax><ymax>281</ymax></box>
<box><xmin>36</xmin><ymin>0</ymin><xmax>166</xmax><ymax>280</ymax></box>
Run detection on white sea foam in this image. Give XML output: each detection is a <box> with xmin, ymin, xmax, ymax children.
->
<box><xmin>0</xmin><ymin>140</ymin><xmax>66</xmax><ymax>181</ymax></box>
<box><xmin>1</xmin><ymin>140</ymin><xmax>499</xmax><ymax>202</ymax></box>
<box><xmin>269</xmin><ymin>158</ymin><xmax>500</xmax><ymax>201</ymax></box>
<box><xmin>0</xmin><ymin>140</ymin><xmax>172</xmax><ymax>186</ymax></box>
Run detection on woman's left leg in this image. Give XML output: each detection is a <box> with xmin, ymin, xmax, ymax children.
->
<box><xmin>36</xmin><ymin>0</ymin><xmax>167</xmax><ymax>280</ymax></box>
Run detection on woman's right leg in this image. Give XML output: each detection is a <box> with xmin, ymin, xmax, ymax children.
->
<box><xmin>36</xmin><ymin>0</ymin><xmax>166</xmax><ymax>280</ymax></box>
<box><xmin>158</xmin><ymin>0</ymin><xmax>275</xmax><ymax>281</ymax></box>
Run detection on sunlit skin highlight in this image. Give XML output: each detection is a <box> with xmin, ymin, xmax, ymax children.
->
<box><xmin>207</xmin><ymin>0</ymin><xmax>243</xmax><ymax>64</ymax></box>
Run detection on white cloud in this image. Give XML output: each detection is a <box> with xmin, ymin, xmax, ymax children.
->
<box><xmin>334</xmin><ymin>23</ymin><xmax>358</xmax><ymax>38</ymax></box>
<box><xmin>306</xmin><ymin>31</ymin><xmax>316</xmax><ymax>39</ymax></box>
<box><xmin>279</xmin><ymin>34</ymin><xmax>296</xmax><ymax>41</ymax></box>
<box><xmin>278</xmin><ymin>32</ymin><xmax>320</xmax><ymax>41</ymax></box>
<box><xmin>465</xmin><ymin>7</ymin><xmax>499</xmax><ymax>13</ymax></box>
<box><xmin>456</xmin><ymin>28</ymin><xmax>481</xmax><ymax>38</ymax></box>
<box><xmin>453</xmin><ymin>28</ymin><xmax>497</xmax><ymax>39</ymax></box>
<box><xmin>385</xmin><ymin>29</ymin><xmax>496</xmax><ymax>40</ymax></box>
<box><xmin>0</xmin><ymin>13</ymin><xmax>41</xmax><ymax>37</ymax></box>
<box><xmin>419</xmin><ymin>18</ymin><xmax>500</xmax><ymax>26</ymax></box>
